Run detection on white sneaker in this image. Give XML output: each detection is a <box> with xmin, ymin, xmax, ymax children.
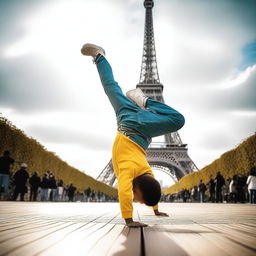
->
<box><xmin>126</xmin><ymin>88</ymin><xmax>148</xmax><ymax>109</ymax></box>
<box><xmin>81</xmin><ymin>43</ymin><xmax>105</xmax><ymax>60</ymax></box>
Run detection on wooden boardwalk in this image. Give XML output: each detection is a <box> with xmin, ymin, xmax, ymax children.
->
<box><xmin>0</xmin><ymin>202</ymin><xmax>255</xmax><ymax>256</ymax></box>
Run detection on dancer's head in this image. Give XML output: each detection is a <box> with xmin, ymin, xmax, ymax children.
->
<box><xmin>133</xmin><ymin>174</ymin><xmax>161</xmax><ymax>206</ymax></box>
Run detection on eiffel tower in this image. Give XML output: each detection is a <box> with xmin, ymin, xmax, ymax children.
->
<box><xmin>97</xmin><ymin>0</ymin><xmax>198</xmax><ymax>186</ymax></box>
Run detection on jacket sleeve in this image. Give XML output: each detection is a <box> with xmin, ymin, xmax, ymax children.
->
<box><xmin>117</xmin><ymin>162</ymin><xmax>135</xmax><ymax>219</ymax></box>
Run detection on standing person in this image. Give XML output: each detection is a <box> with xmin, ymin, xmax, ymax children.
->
<box><xmin>0</xmin><ymin>150</ymin><xmax>15</xmax><ymax>200</ymax></box>
<box><xmin>40</xmin><ymin>174</ymin><xmax>49</xmax><ymax>201</ymax></box>
<box><xmin>223</xmin><ymin>178</ymin><xmax>231</xmax><ymax>203</ymax></box>
<box><xmin>229</xmin><ymin>175</ymin><xmax>238</xmax><ymax>203</ymax></box>
<box><xmin>64</xmin><ymin>185</ymin><xmax>69</xmax><ymax>201</ymax></box>
<box><xmin>215</xmin><ymin>172</ymin><xmax>225</xmax><ymax>203</ymax></box>
<box><xmin>48</xmin><ymin>174</ymin><xmax>57</xmax><ymax>201</ymax></box>
<box><xmin>12</xmin><ymin>163</ymin><xmax>29</xmax><ymax>201</ymax></box>
<box><xmin>198</xmin><ymin>180</ymin><xmax>207</xmax><ymax>203</ymax></box>
<box><xmin>191</xmin><ymin>186</ymin><xmax>198</xmax><ymax>202</ymax></box>
<box><xmin>236</xmin><ymin>175</ymin><xmax>246</xmax><ymax>203</ymax></box>
<box><xmin>247</xmin><ymin>167</ymin><xmax>256</xmax><ymax>204</ymax></box>
<box><xmin>91</xmin><ymin>190</ymin><xmax>95</xmax><ymax>202</ymax></box>
<box><xmin>67</xmin><ymin>184</ymin><xmax>76</xmax><ymax>202</ymax></box>
<box><xmin>29</xmin><ymin>172</ymin><xmax>41</xmax><ymax>201</ymax></box>
<box><xmin>207</xmin><ymin>175</ymin><xmax>215</xmax><ymax>203</ymax></box>
<box><xmin>57</xmin><ymin>179</ymin><xmax>64</xmax><ymax>202</ymax></box>
<box><xmin>85</xmin><ymin>187</ymin><xmax>91</xmax><ymax>202</ymax></box>
<box><xmin>81</xmin><ymin>43</ymin><xmax>185</xmax><ymax>227</ymax></box>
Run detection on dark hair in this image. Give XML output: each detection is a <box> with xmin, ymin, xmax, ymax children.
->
<box><xmin>250</xmin><ymin>167</ymin><xmax>256</xmax><ymax>176</ymax></box>
<box><xmin>137</xmin><ymin>175</ymin><xmax>161</xmax><ymax>206</ymax></box>
<box><xmin>3</xmin><ymin>150</ymin><xmax>10</xmax><ymax>156</ymax></box>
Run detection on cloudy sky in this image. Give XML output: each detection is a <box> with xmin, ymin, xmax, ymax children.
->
<box><xmin>0</xmin><ymin>0</ymin><xmax>255</xmax><ymax>187</ymax></box>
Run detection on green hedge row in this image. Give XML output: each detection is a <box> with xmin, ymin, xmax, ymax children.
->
<box><xmin>0</xmin><ymin>117</ymin><xmax>117</xmax><ymax>196</ymax></box>
<box><xmin>163</xmin><ymin>133</ymin><xmax>256</xmax><ymax>194</ymax></box>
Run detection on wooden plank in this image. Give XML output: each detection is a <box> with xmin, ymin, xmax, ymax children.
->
<box><xmin>0</xmin><ymin>222</ymin><xmax>80</xmax><ymax>255</ymax></box>
<box><xmin>199</xmin><ymin>224</ymin><xmax>256</xmax><ymax>256</ymax></box>
<box><xmin>34</xmin><ymin>212</ymin><xmax>121</xmax><ymax>256</ymax></box>
<box><xmin>209</xmin><ymin>224</ymin><xmax>256</xmax><ymax>249</ymax></box>
<box><xmin>165</xmin><ymin>224</ymin><xmax>231</xmax><ymax>256</ymax></box>
<box><xmin>36</xmin><ymin>223</ymin><xmax>115</xmax><ymax>256</ymax></box>
<box><xmin>233</xmin><ymin>223</ymin><xmax>256</xmax><ymax>235</ymax></box>
<box><xmin>143</xmin><ymin>225</ymin><xmax>188</xmax><ymax>256</ymax></box>
<box><xmin>88</xmin><ymin>225</ymin><xmax>125</xmax><ymax>256</ymax></box>
<box><xmin>0</xmin><ymin>221</ymin><xmax>65</xmax><ymax>243</ymax></box>
<box><xmin>0</xmin><ymin>219</ymin><xmax>50</xmax><ymax>232</ymax></box>
<box><xmin>105</xmin><ymin>227</ymin><xmax>141</xmax><ymax>256</ymax></box>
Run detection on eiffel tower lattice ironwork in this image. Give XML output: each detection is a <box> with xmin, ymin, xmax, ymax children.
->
<box><xmin>97</xmin><ymin>0</ymin><xmax>198</xmax><ymax>186</ymax></box>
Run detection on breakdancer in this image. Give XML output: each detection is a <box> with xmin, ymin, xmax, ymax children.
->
<box><xmin>81</xmin><ymin>44</ymin><xmax>185</xmax><ymax>227</ymax></box>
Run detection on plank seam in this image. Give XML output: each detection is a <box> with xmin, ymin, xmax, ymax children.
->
<box><xmin>140</xmin><ymin>227</ymin><xmax>146</xmax><ymax>256</ymax></box>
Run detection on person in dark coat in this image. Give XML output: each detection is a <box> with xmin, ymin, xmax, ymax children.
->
<box><xmin>236</xmin><ymin>175</ymin><xmax>246</xmax><ymax>203</ymax></box>
<box><xmin>29</xmin><ymin>172</ymin><xmax>41</xmax><ymax>201</ymax></box>
<box><xmin>12</xmin><ymin>163</ymin><xmax>29</xmax><ymax>201</ymax></box>
<box><xmin>48</xmin><ymin>174</ymin><xmax>57</xmax><ymax>201</ymax></box>
<box><xmin>215</xmin><ymin>172</ymin><xmax>225</xmax><ymax>203</ymax></box>
<box><xmin>40</xmin><ymin>174</ymin><xmax>50</xmax><ymax>201</ymax></box>
<box><xmin>198</xmin><ymin>180</ymin><xmax>207</xmax><ymax>203</ymax></box>
<box><xmin>84</xmin><ymin>187</ymin><xmax>91</xmax><ymax>202</ymax></box>
<box><xmin>0</xmin><ymin>150</ymin><xmax>15</xmax><ymax>199</ymax></box>
<box><xmin>207</xmin><ymin>175</ymin><xmax>215</xmax><ymax>202</ymax></box>
<box><xmin>67</xmin><ymin>184</ymin><xmax>76</xmax><ymax>202</ymax></box>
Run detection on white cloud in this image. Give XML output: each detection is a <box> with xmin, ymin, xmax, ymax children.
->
<box><xmin>219</xmin><ymin>65</ymin><xmax>256</xmax><ymax>90</ymax></box>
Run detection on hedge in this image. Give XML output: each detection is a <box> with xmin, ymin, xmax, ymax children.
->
<box><xmin>0</xmin><ymin>117</ymin><xmax>117</xmax><ymax>196</ymax></box>
<box><xmin>163</xmin><ymin>133</ymin><xmax>256</xmax><ymax>194</ymax></box>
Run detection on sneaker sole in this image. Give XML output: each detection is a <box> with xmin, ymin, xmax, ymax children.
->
<box><xmin>81</xmin><ymin>43</ymin><xmax>105</xmax><ymax>56</ymax></box>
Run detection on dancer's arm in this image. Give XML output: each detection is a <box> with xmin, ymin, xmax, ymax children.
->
<box><xmin>118</xmin><ymin>169</ymin><xmax>148</xmax><ymax>227</ymax></box>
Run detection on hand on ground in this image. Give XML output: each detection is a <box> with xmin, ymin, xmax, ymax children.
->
<box><xmin>154</xmin><ymin>211</ymin><xmax>169</xmax><ymax>217</ymax></box>
<box><xmin>126</xmin><ymin>221</ymin><xmax>148</xmax><ymax>228</ymax></box>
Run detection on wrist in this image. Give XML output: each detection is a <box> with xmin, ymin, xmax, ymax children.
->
<box><xmin>125</xmin><ymin>218</ymin><xmax>133</xmax><ymax>224</ymax></box>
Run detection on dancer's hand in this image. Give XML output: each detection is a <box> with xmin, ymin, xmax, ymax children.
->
<box><xmin>125</xmin><ymin>218</ymin><xmax>148</xmax><ymax>228</ymax></box>
<box><xmin>154</xmin><ymin>209</ymin><xmax>169</xmax><ymax>217</ymax></box>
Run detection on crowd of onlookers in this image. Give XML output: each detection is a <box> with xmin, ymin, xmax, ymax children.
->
<box><xmin>1</xmin><ymin>150</ymin><xmax>256</xmax><ymax>204</ymax></box>
<box><xmin>0</xmin><ymin>150</ymin><xmax>117</xmax><ymax>202</ymax></box>
<box><xmin>162</xmin><ymin>168</ymin><xmax>256</xmax><ymax>204</ymax></box>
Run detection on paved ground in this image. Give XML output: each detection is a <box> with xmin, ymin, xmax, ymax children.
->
<box><xmin>0</xmin><ymin>202</ymin><xmax>255</xmax><ymax>256</ymax></box>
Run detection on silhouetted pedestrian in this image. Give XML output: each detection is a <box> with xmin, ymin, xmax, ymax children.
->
<box><xmin>198</xmin><ymin>180</ymin><xmax>207</xmax><ymax>203</ymax></box>
<box><xmin>191</xmin><ymin>186</ymin><xmax>198</xmax><ymax>202</ymax></box>
<box><xmin>67</xmin><ymin>184</ymin><xmax>76</xmax><ymax>202</ymax></box>
<box><xmin>48</xmin><ymin>174</ymin><xmax>57</xmax><ymax>201</ymax></box>
<box><xmin>215</xmin><ymin>172</ymin><xmax>225</xmax><ymax>203</ymax></box>
<box><xmin>84</xmin><ymin>187</ymin><xmax>91</xmax><ymax>202</ymax></box>
<box><xmin>0</xmin><ymin>150</ymin><xmax>15</xmax><ymax>199</ymax></box>
<box><xmin>229</xmin><ymin>176</ymin><xmax>237</xmax><ymax>203</ymax></box>
<box><xmin>29</xmin><ymin>172</ymin><xmax>41</xmax><ymax>201</ymax></box>
<box><xmin>236</xmin><ymin>175</ymin><xmax>246</xmax><ymax>203</ymax></box>
<box><xmin>207</xmin><ymin>175</ymin><xmax>215</xmax><ymax>202</ymax></box>
<box><xmin>57</xmin><ymin>179</ymin><xmax>64</xmax><ymax>202</ymax></box>
<box><xmin>12</xmin><ymin>163</ymin><xmax>29</xmax><ymax>201</ymax></box>
<box><xmin>40</xmin><ymin>174</ymin><xmax>49</xmax><ymax>201</ymax></box>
